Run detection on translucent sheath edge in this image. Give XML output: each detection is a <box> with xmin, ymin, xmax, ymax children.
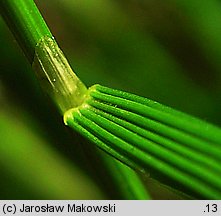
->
<box><xmin>32</xmin><ymin>36</ymin><xmax>87</xmax><ymax>114</ymax></box>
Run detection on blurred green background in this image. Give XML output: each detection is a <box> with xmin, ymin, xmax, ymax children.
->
<box><xmin>1</xmin><ymin>0</ymin><xmax>221</xmax><ymax>199</ymax></box>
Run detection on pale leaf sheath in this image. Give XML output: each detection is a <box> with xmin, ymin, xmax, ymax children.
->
<box><xmin>65</xmin><ymin>84</ymin><xmax>221</xmax><ymax>199</ymax></box>
<box><xmin>32</xmin><ymin>36</ymin><xmax>87</xmax><ymax>113</ymax></box>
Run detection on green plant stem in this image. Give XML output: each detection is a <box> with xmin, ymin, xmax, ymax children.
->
<box><xmin>0</xmin><ymin>0</ymin><xmax>52</xmax><ymax>62</ymax></box>
<box><xmin>1</xmin><ymin>0</ymin><xmax>88</xmax><ymax>113</ymax></box>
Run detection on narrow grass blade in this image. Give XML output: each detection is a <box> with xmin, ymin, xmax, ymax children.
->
<box><xmin>65</xmin><ymin>84</ymin><xmax>221</xmax><ymax>199</ymax></box>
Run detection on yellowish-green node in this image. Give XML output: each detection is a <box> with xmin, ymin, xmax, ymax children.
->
<box><xmin>32</xmin><ymin>36</ymin><xmax>87</xmax><ymax>114</ymax></box>
<box><xmin>63</xmin><ymin>84</ymin><xmax>98</xmax><ymax>125</ymax></box>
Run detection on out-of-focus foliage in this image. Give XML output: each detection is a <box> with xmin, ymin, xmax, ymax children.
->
<box><xmin>1</xmin><ymin>0</ymin><xmax>221</xmax><ymax>199</ymax></box>
<box><xmin>0</xmin><ymin>98</ymin><xmax>104</xmax><ymax>199</ymax></box>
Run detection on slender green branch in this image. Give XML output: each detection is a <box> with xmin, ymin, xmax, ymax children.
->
<box><xmin>0</xmin><ymin>0</ymin><xmax>52</xmax><ymax>62</ymax></box>
<box><xmin>0</xmin><ymin>0</ymin><xmax>87</xmax><ymax>113</ymax></box>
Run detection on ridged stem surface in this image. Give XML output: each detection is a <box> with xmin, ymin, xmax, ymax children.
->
<box><xmin>65</xmin><ymin>84</ymin><xmax>221</xmax><ymax>199</ymax></box>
